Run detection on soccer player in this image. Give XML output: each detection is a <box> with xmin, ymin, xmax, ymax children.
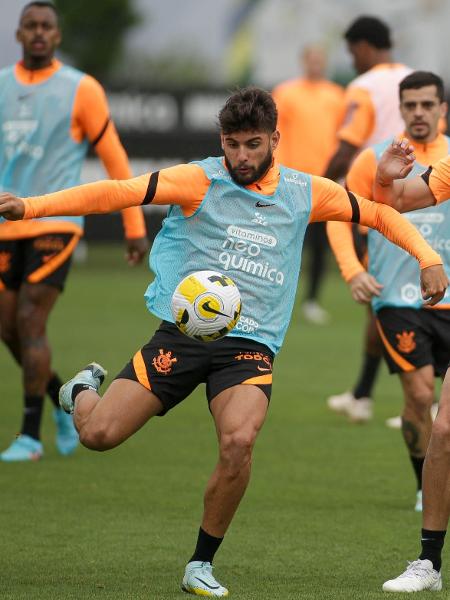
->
<box><xmin>273</xmin><ymin>45</ymin><xmax>345</xmax><ymax>324</ymax></box>
<box><xmin>327</xmin><ymin>71</ymin><xmax>450</xmax><ymax>512</ymax></box>
<box><xmin>0</xmin><ymin>88</ymin><xmax>447</xmax><ymax>597</ymax></box>
<box><xmin>0</xmin><ymin>2</ymin><xmax>148</xmax><ymax>462</ymax></box>
<box><xmin>325</xmin><ymin>15</ymin><xmax>412</xmax><ymax>421</ymax></box>
<box><xmin>373</xmin><ymin>145</ymin><xmax>450</xmax><ymax>593</ymax></box>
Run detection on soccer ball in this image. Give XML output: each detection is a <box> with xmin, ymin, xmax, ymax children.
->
<box><xmin>171</xmin><ymin>270</ymin><xmax>242</xmax><ymax>342</ymax></box>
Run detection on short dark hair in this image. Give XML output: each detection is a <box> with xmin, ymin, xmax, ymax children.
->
<box><xmin>20</xmin><ymin>2</ymin><xmax>59</xmax><ymax>23</ymax></box>
<box><xmin>344</xmin><ymin>16</ymin><xmax>391</xmax><ymax>49</ymax></box>
<box><xmin>219</xmin><ymin>87</ymin><xmax>277</xmax><ymax>134</ymax></box>
<box><xmin>399</xmin><ymin>71</ymin><xmax>445</xmax><ymax>103</ymax></box>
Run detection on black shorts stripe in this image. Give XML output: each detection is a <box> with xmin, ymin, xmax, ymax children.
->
<box><xmin>142</xmin><ymin>171</ymin><xmax>160</xmax><ymax>205</ymax></box>
<box><xmin>421</xmin><ymin>166</ymin><xmax>433</xmax><ymax>187</ymax></box>
<box><xmin>347</xmin><ymin>191</ymin><xmax>360</xmax><ymax>224</ymax></box>
<box><xmin>91</xmin><ymin>117</ymin><xmax>110</xmax><ymax>147</ymax></box>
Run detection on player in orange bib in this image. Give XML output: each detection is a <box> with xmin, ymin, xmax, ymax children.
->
<box><xmin>373</xmin><ymin>142</ymin><xmax>450</xmax><ymax>592</ymax></box>
<box><xmin>0</xmin><ymin>2</ymin><xmax>148</xmax><ymax>462</ymax></box>
<box><xmin>328</xmin><ymin>72</ymin><xmax>450</xmax><ymax>515</ymax></box>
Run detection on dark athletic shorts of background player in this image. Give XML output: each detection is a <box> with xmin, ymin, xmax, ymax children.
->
<box><xmin>0</xmin><ymin>233</ymin><xmax>79</xmax><ymax>291</ymax></box>
<box><xmin>376</xmin><ymin>307</ymin><xmax>450</xmax><ymax>376</ymax></box>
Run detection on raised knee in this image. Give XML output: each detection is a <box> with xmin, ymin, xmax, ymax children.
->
<box><xmin>79</xmin><ymin>424</ymin><xmax>117</xmax><ymax>451</ymax></box>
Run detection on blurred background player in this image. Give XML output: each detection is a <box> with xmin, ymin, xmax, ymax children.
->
<box><xmin>373</xmin><ymin>145</ymin><xmax>450</xmax><ymax>593</ymax></box>
<box><xmin>272</xmin><ymin>45</ymin><xmax>345</xmax><ymax>324</ymax></box>
<box><xmin>328</xmin><ymin>71</ymin><xmax>450</xmax><ymax>511</ymax></box>
<box><xmin>0</xmin><ymin>1</ymin><xmax>148</xmax><ymax>462</ymax></box>
<box><xmin>325</xmin><ymin>15</ymin><xmax>412</xmax><ymax>421</ymax></box>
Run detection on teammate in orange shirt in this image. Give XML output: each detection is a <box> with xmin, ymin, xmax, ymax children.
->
<box><xmin>373</xmin><ymin>144</ymin><xmax>450</xmax><ymax>592</ymax></box>
<box><xmin>0</xmin><ymin>87</ymin><xmax>447</xmax><ymax>597</ymax></box>
<box><xmin>325</xmin><ymin>15</ymin><xmax>412</xmax><ymax>422</ymax></box>
<box><xmin>273</xmin><ymin>45</ymin><xmax>345</xmax><ymax>324</ymax></box>
<box><xmin>0</xmin><ymin>2</ymin><xmax>148</xmax><ymax>462</ymax></box>
<box><xmin>328</xmin><ymin>72</ymin><xmax>450</xmax><ymax>514</ymax></box>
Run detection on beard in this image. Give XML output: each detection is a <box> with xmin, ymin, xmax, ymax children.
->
<box><xmin>225</xmin><ymin>149</ymin><xmax>273</xmax><ymax>186</ymax></box>
<box><xmin>410</xmin><ymin>122</ymin><xmax>431</xmax><ymax>140</ymax></box>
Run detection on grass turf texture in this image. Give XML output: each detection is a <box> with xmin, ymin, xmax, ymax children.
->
<box><xmin>0</xmin><ymin>244</ymin><xmax>443</xmax><ymax>599</ymax></box>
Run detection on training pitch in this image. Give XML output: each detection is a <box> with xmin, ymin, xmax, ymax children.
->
<box><xmin>0</xmin><ymin>244</ymin><xmax>438</xmax><ymax>599</ymax></box>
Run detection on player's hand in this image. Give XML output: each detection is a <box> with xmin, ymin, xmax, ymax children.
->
<box><xmin>0</xmin><ymin>193</ymin><xmax>25</xmax><ymax>220</ymax></box>
<box><xmin>377</xmin><ymin>138</ymin><xmax>416</xmax><ymax>185</ymax></box>
<box><xmin>125</xmin><ymin>236</ymin><xmax>150</xmax><ymax>266</ymax></box>
<box><xmin>349</xmin><ymin>271</ymin><xmax>384</xmax><ymax>304</ymax></box>
<box><xmin>420</xmin><ymin>265</ymin><xmax>449</xmax><ymax>306</ymax></box>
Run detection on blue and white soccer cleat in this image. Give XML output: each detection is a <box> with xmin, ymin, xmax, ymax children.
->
<box><xmin>182</xmin><ymin>561</ymin><xmax>229</xmax><ymax>597</ymax></box>
<box><xmin>382</xmin><ymin>559</ymin><xmax>442</xmax><ymax>592</ymax></box>
<box><xmin>0</xmin><ymin>434</ymin><xmax>43</xmax><ymax>462</ymax></box>
<box><xmin>59</xmin><ymin>363</ymin><xmax>107</xmax><ymax>415</ymax></box>
<box><xmin>53</xmin><ymin>408</ymin><xmax>79</xmax><ymax>455</ymax></box>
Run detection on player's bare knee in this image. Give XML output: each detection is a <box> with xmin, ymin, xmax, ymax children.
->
<box><xmin>219</xmin><ymin>430</ymin><xmax>255</xmax><ymax>471</ymax></box>
<box><xmin>79</xmin><ymin>422</ymin><xmax>118</xmax><ymax>451</ymax></box>
<box><xmin>405</xmin><ymin>388</ymin><xmax>434</xmax><ymax>418</ymax></box>
<box><xmin>431</xmin><ymin>414</ymin><xmax>450</xmax><ymax>454</ymax></box>
<box><xmin>17</xmin><ymin>304</ymin><xmax>45</xmax><ymax>338</ymax></box>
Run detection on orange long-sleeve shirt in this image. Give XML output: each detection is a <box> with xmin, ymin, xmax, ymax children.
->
<box><xmin>429</xmin><ymin>155</ymin><xmax>450</xmax><ymax>202</ymax></box>
<box><xmin>328</xmin><ymin>134</ymin><xmax>449</xmax><ymax>281</ymax></box>
<box><xmin>22</xmin><ymin>161</ymin><xmax>442</xmax><ymax>272</ymax></box>
<box><xmin>272</xmin><ymin>78</ymin><xmax>345</xmax><ymax>175</ymax></box>
<box><xmin>1</xmin><ymin>59</ymin><xmax>145</xmax><ymax>240</ymax></box>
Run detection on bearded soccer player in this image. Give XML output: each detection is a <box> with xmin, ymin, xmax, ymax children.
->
<box><xmin>371</xmin><ymin>139</ymin><xmax>450</xmax><ymax>592</ymax></box>
<box><xmin>325</xmin><ymin>15</ymin><xmax>412</xmax><ymax>421</ymax></box>
<box><xmin>328</xmin><ymin>72</ymin><xmax>450</xmax><ymax>514</ymax></box>
<box><xmin>0</xmin><ymin>2</ymin><xmax>148</xmax><ymax>462</ymax></box>
<box><xmin>0</xmin><ymin>87</ymin><xmax>447</xmax><ymax>597</ymax></box>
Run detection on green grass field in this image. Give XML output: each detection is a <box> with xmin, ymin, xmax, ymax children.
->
<box><xmin>0</xmin><ymin>245</ymin><xmax>443</xmax><ymax>599</ymax></box>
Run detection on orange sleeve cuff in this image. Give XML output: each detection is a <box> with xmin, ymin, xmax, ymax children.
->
<box><xmin>326</xmin><ymin>221</ymin><xmax>365</xmax><ymax>282</ymax></box>
<box><xmin>121</xmin><ymin>206</ymin><xmax>147</xmax><ymax>239</ymax></box>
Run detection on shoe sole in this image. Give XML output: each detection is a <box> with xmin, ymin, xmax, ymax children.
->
<box><xmin>0</xmin><ymin>451</ymin><xmax>42</xmax><ymax>462</ymax></box>
<box><xmin>181</xmin><ymin>584</ymin><xmax>229</xmax><ymax>597</ymax></box>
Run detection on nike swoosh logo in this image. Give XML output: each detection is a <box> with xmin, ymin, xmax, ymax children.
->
<box><xmin>201</xmin><ymin>301</ymin><xmax>230</xmax><ymax>318</ymax></box>
<box><xmin>194</xmin><ymin>577</ymin><xmax>220</xmax><ymax>590</ymax></box>
<box><xmin>257</xmin><ymin>366</ymin><xmax>271</xmax><ymax>372</ymax></box>
<box><xmin>255</xmin><ymin>201</ymin><xmax>275</xmax><ymax>208</ymax></box>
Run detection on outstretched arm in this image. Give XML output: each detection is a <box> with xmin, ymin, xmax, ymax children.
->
<box><xmin>0</xmin><ymin>164</ymin><xmax>210</xmax><ymax>222</ymax></box>
<box><xmin>310</xmin><ymin>176</ymin><xmax>448</xmax><ymax>305</ymax></box>
<box><xmin>373</xmin><ymin>138</ymin><xmax>437</xmax><ymax>212</ymax></box>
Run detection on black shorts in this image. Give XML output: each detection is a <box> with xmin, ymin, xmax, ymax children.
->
<box><xmin>0</xmin><ymin>233</ymin><xmax>79</xmax><ymax>291</ymax></box>
<box><xmin>376</xmin><ymin>307</ymin><xmax>450</xmax><ymax>376</ymax></box>
<box><xmin>115</xmin><ymin>321</ymin><xmax>275</xmax><ymax>415</ymax></box>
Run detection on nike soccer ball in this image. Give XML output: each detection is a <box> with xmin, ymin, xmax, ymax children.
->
<box><xmin>171</xmin><ymin>270</ymin><xmax>242</xmax><ymax>342</ymax></box>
